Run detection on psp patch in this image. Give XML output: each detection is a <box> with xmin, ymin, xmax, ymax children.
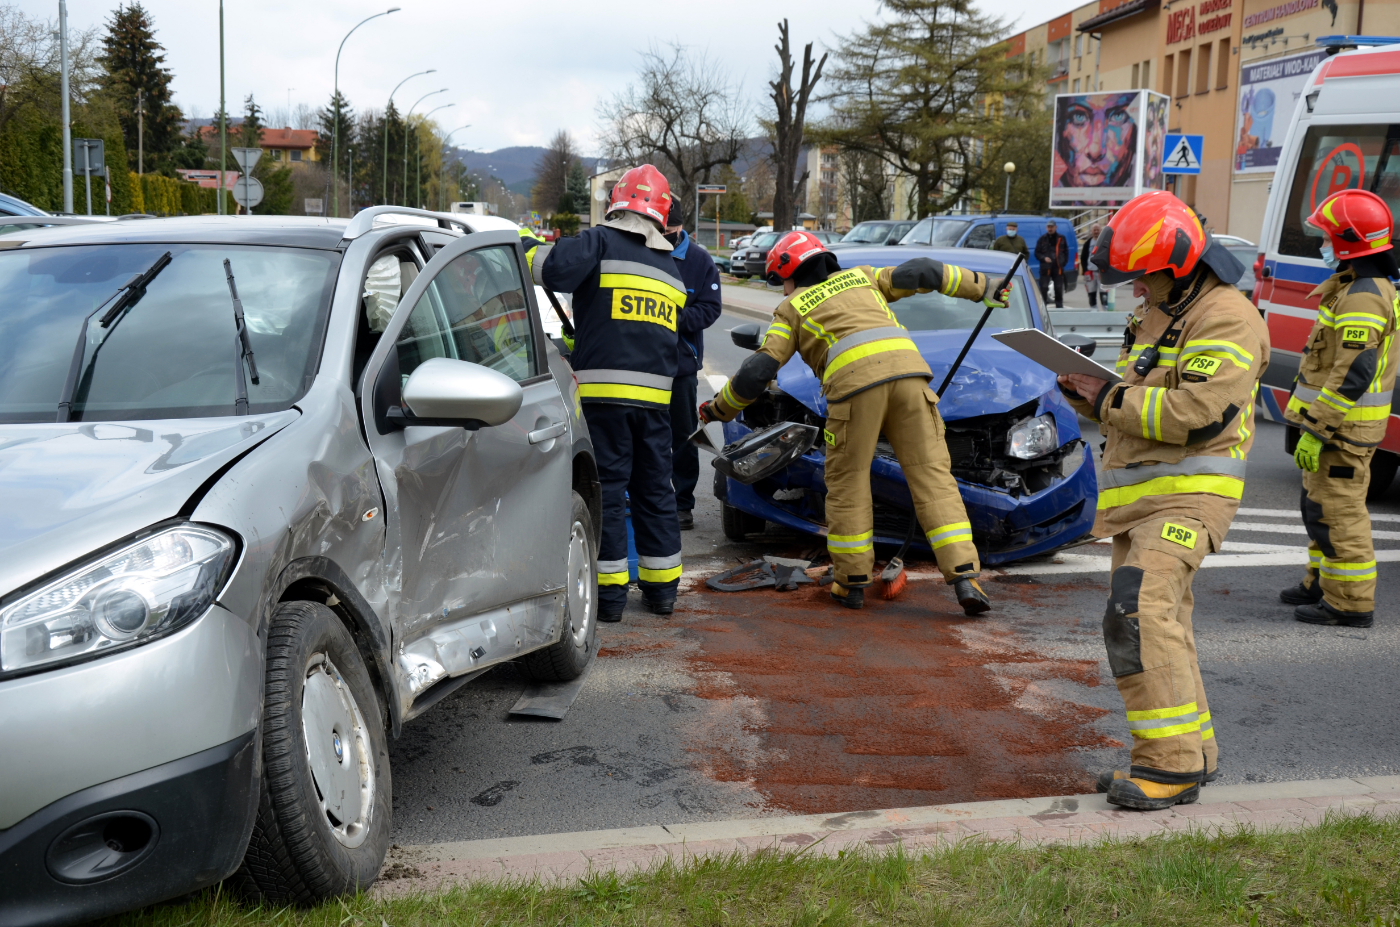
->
<box><xmin>1342</xmin><ymin>326</ymin><xmax>1369</xmax><ymax>349</ymax></box>
<box><xmin>1181</xmin><ymin>355</ymin><xmax>1222</xmax><ymax>381</ymax></box>
<box><xmin>1161</xmin><ymin>522</ymin><xmax>1198</xmax><ymax>549</ymax></box>
<box><xmin>611</xmin><ymin>290</ymin><xmax>678</xmax><ymax>331</ymax></box>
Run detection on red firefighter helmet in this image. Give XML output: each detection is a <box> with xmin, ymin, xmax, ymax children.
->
<box><xmin>607</xmin><ymin>164</ymin><xmax>672</xmax><ymax>226</ymax></box>
<box><xmin>765</xmin><ymin>230</ymin><xmax>829</xmax><ymax>285</ymax></box>
<box><xmin>1306</xmin><ymin>189</ymin><xmax>1394</xmax><ymax>260</ymax></box>
<box><xmin>1092</xmin><ymin>190</ymin><xmax>1208</xmax><ymax>286</ymax></box>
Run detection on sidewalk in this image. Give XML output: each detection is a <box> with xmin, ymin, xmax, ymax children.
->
<box><xmin>379</xmin><ymin>774</ymin><xmax>1400</xmax><ymax>892</ymax></box>
<box><xmin>721</xmin><ymin>282</ymin><xmax>783</xmax><ymax>321</ymax></box>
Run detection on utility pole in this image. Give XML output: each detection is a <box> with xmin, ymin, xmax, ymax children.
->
<box><xmin>218</xmin><ymin>0</ymin><xmax>226</xmax><ymax>215</ymax></box>
<box><xmin>334</xmin><ymin>9</ymin><xmax>400</xmax><ymax>219</ymax></box>
<box><xmin>137</xmin><ymin>89</ymin><xmax>144</xmax><ymax>176</ymax></box>
<box><xmin>59</xmin><ymin>0</ymin><xmax>73</xmax><ymax>213</ymax></box>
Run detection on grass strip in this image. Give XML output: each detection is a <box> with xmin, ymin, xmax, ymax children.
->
<box><xmin>100</xmin><ymin>811</ymin><xmax>1400</xmax><ymax>926</ymax></box>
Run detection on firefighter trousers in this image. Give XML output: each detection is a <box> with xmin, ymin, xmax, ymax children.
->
<box><xmin>822</xmin><ymin>377</ymin><xmax>980</xmax><ymax>588</ymax></box>
<box><xmin>1300</xmin><ymin>445</ymin><xmax>1378</xmax><ymax>614</ymax></box>
<box><xmin>1106</xmin><ymin>516</ymin><xmax>1216</xmax><ymax>782</ymax></box>
<box><xmin>584</xmin><ymin>403</ymin><xmax>682</xmax><ymax>611</ymax></box>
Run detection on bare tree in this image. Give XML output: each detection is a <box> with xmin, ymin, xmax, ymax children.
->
<box><xmin>767</xmin><ymin>21</ymin><xmax>825</xmax><ymax>232</ymax></box>
<box><xmin>531</xmin><ymin>129</ymin><xmax>576</xmax><ymax>214</ymax></box>
<box><xmin>597</xmin><ymin>44</ymin><xmax>748</xmax><ymax>229</ymax></box>
<box><xmin>0</xmin><ymin>4</ymin><xmax>98</xmax><ymax>136</ymax></box>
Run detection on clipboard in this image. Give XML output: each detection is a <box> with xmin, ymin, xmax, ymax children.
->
<box><xmin>990</xmin><ymin>328</ymin><xmax>1123</xmax><ymax>383</ymax></box>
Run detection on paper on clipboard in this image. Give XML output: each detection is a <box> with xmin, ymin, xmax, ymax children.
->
<box><xmin>990</xmin><ymin>328</ymin><xmax>1123</xmax><ymax>383</ymax></box>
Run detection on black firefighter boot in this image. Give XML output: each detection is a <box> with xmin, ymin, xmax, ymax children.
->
<box><xmin>953</xmin><ymin>578</ymin><xmax>991</xmax><ymax>616</ymax></box>
<box><xmin>830</xmin><ymin>581</ymin><xmax>865</xmax><ymax>609</ymax></box>
<box><xmin>1279</xmin><ymin>579</ymin><xmax>1323</xmax><ymax>606</ymax></box>
<box><xmin>1295</xmin><ymin>601</ymin><xmax>1373</xmax><ymax>628</ymax></box>
<box><xmin>1104</xmin><ymin>769</ymin><xmax>1202</xmax><ymax>811</ymax></box>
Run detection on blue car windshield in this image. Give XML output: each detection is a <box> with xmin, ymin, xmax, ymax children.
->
<box><xmin>0</xmin><ymin>243</ymin><xmax>338</xmax><ymax>423</ymax></box>
<box><xmin>883</xmin><ymin>273</ymin><xmax>1034</xmax><ymax>331</ymax></box>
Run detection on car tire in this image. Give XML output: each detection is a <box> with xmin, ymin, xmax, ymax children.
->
<box><xmin>231</xmin><ymin>601</ymin><xmax>391</xmax><ymax>905</ymax></box>
<box><xmin>1368</xmin><ymin>451</ymin><xmax>1399</xmax><ymax>501</ymax></box>
<box><xmin>519</xmin><ymin>491</ymin><xmax>598</xmax><ymax>682</ymax></box>
<box><xmin>722</xmin><ymin>502</ymin><xmax>764</xmax><ymax>542</ymax></box>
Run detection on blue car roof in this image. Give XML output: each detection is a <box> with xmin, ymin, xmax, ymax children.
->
<box><xmin>830</xmin><ymin>244</ymin><xmax>1023</xmax><ymax>275</ymax></box>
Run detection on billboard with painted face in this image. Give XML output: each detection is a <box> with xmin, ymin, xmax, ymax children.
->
<box><xmin>1051</xmin><ymin>91</ymin><xmax>1170</xmax><ymax>207</ymax></box>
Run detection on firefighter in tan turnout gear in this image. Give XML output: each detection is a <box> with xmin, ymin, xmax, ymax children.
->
<box><xmin>699</xmin><ymin>231</ymin><xmax>1010</xmax><ymax>614</ymax></box>
<box><xmin>1281</xmin><ymin>188</ymin><xmax>1398</xmax><ymax>629</ymax></box>
<box><xmin>1059</xmin><ymin>191</ymin><xmax>1269</xmax><ymax>811</ymax></box>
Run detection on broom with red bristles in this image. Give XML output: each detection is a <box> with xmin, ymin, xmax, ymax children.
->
<box><xmin>880</xmin><ymin>518</ymin><xmax>919</xmax><ymax>600</ymax></box>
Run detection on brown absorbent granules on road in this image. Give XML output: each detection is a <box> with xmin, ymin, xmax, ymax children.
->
<box><xmin>682</xmin><ymin>578</ymin><xmax>1116</xmax><ymax>815</ymax></box>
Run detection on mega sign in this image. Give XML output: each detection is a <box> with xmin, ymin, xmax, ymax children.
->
<box><xmin>1167</xmin><ymin>0</ymin><xmax>1233</xmax><ymax>44</ymax></box>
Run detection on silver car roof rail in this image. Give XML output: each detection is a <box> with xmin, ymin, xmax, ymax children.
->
<box><xmin>0</xmin><ymin>216</ymin><xmax>111</xmax><ymax>227</ymax></box>
<box><xmin>339</xmin><ymin>206</ymin><xmax>476</xmax><ymax>242</ymax></box>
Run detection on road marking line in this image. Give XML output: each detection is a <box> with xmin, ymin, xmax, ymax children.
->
<box><xmin>1237</xmin><ymin>506</ymin><xmax>1400</xmax><ymax>523</ymax></box>
<box><xmin>1232</xmin><ymin>521</ymin><xmax>1400</xmax><ymax>541</ymax></box>
<box><xmin>1001</xmin><ymin>548</ymin><xmax>1400</xmax><ymax>576</ymax></box>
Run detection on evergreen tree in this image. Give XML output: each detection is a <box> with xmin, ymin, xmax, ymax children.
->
<box><xmin>238</xmin><ymin>94</ymin><xmax>264</xmax><ymax>149</ymax></box>
<box><xmin>99</xmin><ymin>3</ymin><xmax>182</xmax><ymax>173</ymax></box>
<box><xmin>168</xmin><ymin>122</ymin><xmax>208</xmax><ymax>171</ymax></box>
<box><xmin>316</xmin><ymin>90</ymin><xmax>356</xmax><ymax>166</ymax></box>
<box><xmin>562</xmin><ymin>159</ymin><xmax>588</xmax><ymax>214</ymax></box>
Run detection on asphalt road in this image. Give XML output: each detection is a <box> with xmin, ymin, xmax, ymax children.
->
<box><xmin>387</xmin><ymin>317</ymin><xmax>1400</xmax><ymax>846</ymax></box>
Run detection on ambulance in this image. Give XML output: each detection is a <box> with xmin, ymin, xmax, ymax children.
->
<box><xmin>1253</xmin><ymin>35</ymin><xmax>1400</xmax><ymax>497</ymax></box>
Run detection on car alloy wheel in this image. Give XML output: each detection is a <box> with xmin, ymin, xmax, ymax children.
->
<box><xmin>300</xmin><ymin>652</ymin><xmax>375</xmax><ymax>849</ymax></box>
<box><xmin>566</xmin><ymin>519</ymin><xmax>594</xmax><ymax>649</ymax></box>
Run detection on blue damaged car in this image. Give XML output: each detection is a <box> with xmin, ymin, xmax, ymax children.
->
<box><xmin>715</xmin><ymin>246</ymin><xmax>1098</xmax><ymax>565</ymax></box>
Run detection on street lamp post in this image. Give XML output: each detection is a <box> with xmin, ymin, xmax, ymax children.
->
<box><xmin>1003</xmin><ymin>161</ymin><xmax>1016</xmax><ymax>213</ymax></box>
<box><xmin>417</xmin><ymin>103</ymin><xmax>454</xmax><ymax>209</ymax></box>
<box><xmin>333</xmin><ymin>7</ymin><xmax>399</xmax><ymax>219</ymax></box>
<box><xmin>384</xmin><ymin>70</ymin><xmax>434</xmax><ymax>205</ymax></box>
<box><xmin>440</xmin><ymin>125</ymin><xmax>471</xmax><ymax>211</ymax></box>
<box><xmin>59</xmin><ymin>0</ymin><xmax>73</xmax><ymax>213</ymax></box>
<box><xmin>404</xmin><ymin>89</ymin><xmax>447</xmax><ymax>210</ymax></box>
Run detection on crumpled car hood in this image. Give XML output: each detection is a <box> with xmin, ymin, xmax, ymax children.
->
<box><xmin>776</xmin><ymin>329</ymin><xmax>1056</xmax><ymax>420</ymax></box>
<box><xmin>0</xmin><ymin>411</ymin><xmax>298</xmax><ymax>597</ymax></box>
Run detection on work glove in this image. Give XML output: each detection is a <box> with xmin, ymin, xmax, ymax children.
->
<box><xmin>1294</xmin><ymin>431</ymin><xmax>1323</xmax><ymax>472</ymax></box>
<box><xmin>983</xmin><ymin>280</ymin><xmax>1012</xmax><ymax>309</ymax></box>
<box><xmin>698</xmin><ymin>399</ymin><xmax>734</xmax><ymax>424</ymax></box>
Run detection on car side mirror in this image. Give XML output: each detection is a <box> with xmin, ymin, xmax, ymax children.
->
<box><xmin>1059</xmin><ymin>333</ymin><xmax>1097</xmax><ymax>357</ymax></box>
<box><xmin>730</xmin><ymin>322</ymin><xmax>763</xmax><ymax>351</ymax></box>
<box><xmin>390</xmin><ymin>357</ymin><xmax>523</xmax><ymax>430</ymax></box>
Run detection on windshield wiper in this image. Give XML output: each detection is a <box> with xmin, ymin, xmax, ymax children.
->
<box><xmin>56</xmin><ymin>251</ymin><xmax>173</xmax><ymax>422</ymax></box>
<box><xmin>223</xmin><ymin>259</ymin><xmax>260</xmax><ymax>415</ymax></box>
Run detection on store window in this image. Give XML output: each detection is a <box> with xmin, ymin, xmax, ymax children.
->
<box><xmin>1279</xmin><ymin>124</ymin><xmax>1400</xmax><ymax>259</ymax></box>
<box><xmin>1176</xmin><ymin>49</ymin><xmax>1191</xmax><ymax>98</ymax></box>
<box><xmin>1196</xmin><ymin>44</ymin><xmax>1211</xmax><ymax>94</ymax></box>
<box><xmin>1216</xmin><ymin>39</ymin><xmax>1230</xmax><ymax>89</ymax></box>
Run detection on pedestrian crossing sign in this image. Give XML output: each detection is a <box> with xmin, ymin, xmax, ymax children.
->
<box><xmin>1162</xmin><ymin>134</ymin><xmax>1203</xmax><ymax>175</ymax></box>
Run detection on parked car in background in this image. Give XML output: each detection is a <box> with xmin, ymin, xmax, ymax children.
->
<box><xmin>714</xmin><ymin>245</ymin><xmax>1097</xmax><ymax>564</ymax></box>
<box><xmin>900</xmin><ymin>214</ymin><xmax>1080</xmax><ymax>291</ymax></box>
<box><xmin>830</xmin><ymin>220</ymin><xmax>917</xmax><ymax>248</ymax></box>
<box><xmin>807</xmin><ymin>229</ymin><xmax>841</xmax><ymax>245</ymax></box>
<box><xmin>1214</xmin><ymin>234</ymin><xmax>1258</xmax><ymax>299</ymax></box>
<box><xmin>733</xmin><ymin>230</ymin><xmax>783</xmax><ymax>278</ymax></box>
<box><xmin>0</xmin><ymin>207</ymin><xmax>600</xmax><ymax>924</ymax></box>
<box><xmin>0</xmin><ymin>192</ymin><xmax>50</xmax><ymax>235</ymax></box>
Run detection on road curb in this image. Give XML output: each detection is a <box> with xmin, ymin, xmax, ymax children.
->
<box><xmin>379</xmin><ymin>775</ymin><xmax>1400</xmax><ymax>891</ymax></box>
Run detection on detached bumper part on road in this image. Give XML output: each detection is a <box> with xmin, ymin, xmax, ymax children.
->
<box><xmin>0</xmin><ymin>733</ymin><xmax>257</xmax><ymax>927</ymax></box>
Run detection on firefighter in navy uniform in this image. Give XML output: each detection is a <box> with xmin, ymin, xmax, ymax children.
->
<box><xmin>1059</xmin><ymin>191</ymin><xmax>1269</xmax><ymax>811</ymax></box>
<box><xmin>699</xmin><ymin>230</ymin><xmax>1007</xmax><ymax>614</ymax></box>
<box><xmin>521</xmin><ymin>165</ymin><xmax>685</xmax><ymax>622</ymax></box>
<box><xmin>1281</xmin><ymin>188</ymin><xmax>1399</xmax><ymax>629</ymax></box>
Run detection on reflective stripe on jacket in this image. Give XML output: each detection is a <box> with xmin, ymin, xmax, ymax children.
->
<box><xmin>1283</xmin><ymin>271</ymin><xmax>1399</xmax><ymax>448</ymax></box>
<box><xmin>536</xmin><ymin>225</ymin><xmax>684</xmax><ymax>409</ymax></box>
<box><xmin>1064</xmin><ymin>271</ymin><xmax>1270</xmax><ymax>547</ymax></box>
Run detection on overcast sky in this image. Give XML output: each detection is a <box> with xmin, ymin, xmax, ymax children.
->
<box><xmin>36</xmin><ymin>0</ymin><xmax>1054</xmax><ymax>154</ymax></box>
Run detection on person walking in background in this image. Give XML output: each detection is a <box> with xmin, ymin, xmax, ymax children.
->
<box><xmin>1082</xmin><ymin>223</ymin><xmax>1104</xmax><ymax>308</ymax></box>
<box><xmin>1035</xmin><ymin>220</ymin><xmax>1070</xmax><ymax>308</ymax></box>
<box><xmin>993</xmin><ymin>222</ymin><xmax>1030</xmax><ymax>260</ymax></box>
<box><xmin>665</xmin><ymin>223</ymin><xmax>723</xmax><ymax>530</ymax></box>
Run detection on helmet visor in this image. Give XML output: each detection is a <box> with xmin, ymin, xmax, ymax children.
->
<box><xmin>1091</xmin><ymin>226</ymin><xmax>1145</xmax><ymax>287</ymax></box>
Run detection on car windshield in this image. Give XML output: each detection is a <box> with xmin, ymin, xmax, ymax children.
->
<box><xmin>875</xmin><ymin>269</ymin><xmax>1035</xmax><ymax>332</ymax></box>
<box><xmin>0</xmin><ymin>243</ymin><xmax>338</xmax><ymax>423</ymax></box>
<box><xmin>842</xmin><ymin>223</ymin><xmax>892</xmax><ymax>244</ymax></box>
<box><xmin>751</xmin><ymin>232</ymin><xmax>781</xmax><ymax>249</ymax></box>
<box><xmin>901</xmin><ymin>217</ymin><xmax>971</xmax><ymax>246</ymax></box>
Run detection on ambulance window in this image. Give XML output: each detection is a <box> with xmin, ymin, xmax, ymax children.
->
<box><xmin>1279</xmin><ymin>123</ymin><xmax>1400</xmax><ymax>259</ymax></box>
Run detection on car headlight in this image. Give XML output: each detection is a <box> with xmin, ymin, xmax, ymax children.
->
<box><xmin>714</xmin><ymin>422</ymin><xmax>820</xmax><ymax>484</ymax></box>
<box><xmin>1</xmin><ymin>525</ymin><xmax>236</xmax><ymax>674</ymax></box>
<box><xmin>1007</xmin><ymin>413</ymin><xmax>1058</xmax><ymax>460</ymax></box>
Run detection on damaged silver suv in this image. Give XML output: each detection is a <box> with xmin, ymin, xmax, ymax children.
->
<box><xmin>0</xmin><ymin>208</ymin><xmax>600</xmax><ymax>925</ymax></box>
